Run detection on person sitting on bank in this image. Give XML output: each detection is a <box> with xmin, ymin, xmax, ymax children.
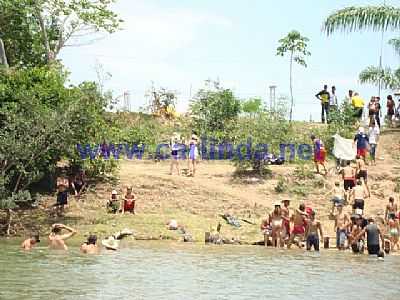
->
<box><xmin>71</xmin><ymin>170</ymin><xmax>87</xmax><ymax>199</ymax></box>
<box><xmin>21</xmin><ymin>234</ymin><xmax>40</xmax><ymax>250</ymax></box>
<box><xmin>305</xmin><ymin>210</ymin><xmax>324</xmax><ymax>251</ymax></box>
<box><xmin>122</xmin><ymin>186</ymin><xmax>136</xmax><ymax>214</ymax></box>
<box><xmin>80</xmin><ymin>235</ymin><xmax>100</xmax><ymax>254</ymax></box>
<box><xmin>48</xmin><ymin>223</ymin><xmax>77</xmax><ymax>251</ymax></box>
<box><xmin>107</xmin><ymin>190</ymin><xmax>120</xmax><ymax>214</ymax></box>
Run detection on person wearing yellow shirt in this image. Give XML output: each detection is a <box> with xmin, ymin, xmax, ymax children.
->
<box><xmin>315</xmin><ymin>84</ymin><xmax>331</xmax><ymax>124</ymax></box>
<box><xmin>352</xmin><ymin>92</ymin><xmax>365</xmax><ymax>119</ymax></box>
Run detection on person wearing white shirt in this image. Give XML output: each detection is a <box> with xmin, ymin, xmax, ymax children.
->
<box><xmin>368</xmin><ymin>117</ymin><xmax>380</xmax><ymax>165</ymax></box>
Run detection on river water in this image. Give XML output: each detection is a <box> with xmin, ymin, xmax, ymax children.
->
<box><xmin>0</xmin><ymin>240</ymin><xmax>399</xmax><ymax>300</ymax></box>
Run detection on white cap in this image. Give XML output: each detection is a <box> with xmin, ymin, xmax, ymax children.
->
<box><xmin>111</xmin><ymin>190</ymin><xmax>118</xmax><ymax>195</ymax></box>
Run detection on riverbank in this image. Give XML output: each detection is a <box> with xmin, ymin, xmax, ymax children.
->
<box><xmin>3</xmin><ymin>129</ymin><xmax>400</xmax><ymax>246</ymax></box>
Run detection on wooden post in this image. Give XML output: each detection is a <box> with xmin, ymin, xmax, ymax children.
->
<box><xmin>324</xmin><ymin>237</ymin><xmax>330</xmax><ymax>249</ymax></box>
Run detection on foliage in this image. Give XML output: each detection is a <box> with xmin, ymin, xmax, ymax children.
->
<box><xmin>146</xmin><ymin>84</ymin><xmax>178</xmax><ymax>119</ymax></box>
<box><xmin>276</xmin><ymin>31</ymin><xmax>311</xmax><ymax>122</ymax></box>
<box><xmin>293</xmin><ymin>164</ymin><xmax>315</xmax><ymax>180</ymax></box>
<box><xmin>242</xmin><ymin>97</ymin><xmax>263</xmax><ymax>116</ymax></box>
<box><xmin>359</xmin><ymin>66</ymin><xmax>400</xmax><ymax>90</ymax></box>
<box><xmin>275</xmin><ymin>177</ymin><xmax>287</xmax><ymax>193</ymax></box>
<box><xmin>190</xmin><ymin>80</ymin><xmax>242</xmax><ymax>137</ymax></box>
<box><xmin>0</xmin><ymin>0</ymin><xmax>122</xmax><ymax>66</ymax></box>
<box><xmin>323</xmin><ymin>5</ymin><xmax>400</xmax><ymax>35</ymax></box>
<box><xmin>0</xmin><ymin>67</ymin><xmax>116</xmax><ymax>201</ymax></box>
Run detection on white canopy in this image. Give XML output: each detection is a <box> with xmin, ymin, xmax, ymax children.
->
<box><xmin>332</xmin><ymin>134</ymin><xmax>356</xmax><ymax>160</ymax></box>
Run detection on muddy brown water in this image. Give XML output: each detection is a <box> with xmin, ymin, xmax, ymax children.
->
<box><xmin>1</xmin><ymin>240</ymin><xmax>399</xmax><ymax>300</ymax></box>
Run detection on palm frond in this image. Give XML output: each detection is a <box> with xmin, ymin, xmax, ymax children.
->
<box><xmin>323</xmin><ymin>5</ymin><xmax>400</xmax><ymax>35</ymax></box>
<box><xmin>359</xmin><ymin>65</ymin><xmax>400</xmax><ymax>89</ymax></box>
<box><xmin>389</xmin><ymin>38</ymin><xmax>400</xmax><ymax>56</ymax></box>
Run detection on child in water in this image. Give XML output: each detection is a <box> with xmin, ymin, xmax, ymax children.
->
<box><xmin>122</xmin><ymin>186</ymin><xmax>136</xmax><ymax>214</ymax></box>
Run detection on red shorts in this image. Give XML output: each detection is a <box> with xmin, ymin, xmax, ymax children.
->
<box><xmin>292</xmin><ymin>225</ymin><xmax>305</xmax><ymax>235</ymax></box>
<box><xmin>314</xmin><ymin>149</ymin><xmax>326</xmax><ymax>163</ymax></box>
<box><xmin>124</xmin><ymin>200</ymin><xmax>135</xmax><ymax>212</ymax></box>
<box><xmin>357</xmin><ymin>148</ymin><xmax>367</xmax><ymax>157</ymax></box>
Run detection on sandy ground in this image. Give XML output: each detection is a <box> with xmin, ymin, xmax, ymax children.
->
<box><xmin>6</xmin><ymin>129</ymin><xmax>400</xmax><ymax>246</ymax></box>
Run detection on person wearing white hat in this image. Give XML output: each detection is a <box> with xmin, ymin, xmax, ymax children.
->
<box><xmin>107</xmin><ymin>190</ymin><xmax>119</xmax><ymax>214</ymax></box>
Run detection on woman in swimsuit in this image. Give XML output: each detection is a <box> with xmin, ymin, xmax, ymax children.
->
<box><xmin>188</xmin><ymin>133</ymin><xmax>199</xmax><ymax>177</ymax></box>
<box><xmin>388</xmin><ymin>218</ymin><xmax>400</xmax><ymax>251</ymax></box>
<box><xmin>270</xmin><ymin>203</ymin><xmax>283</xmax><ymax>248</ymax></box>
<box><xmin>122</xmin><ymin>186</ymin><xmax>136</xmax><ymax>214</ymax></box>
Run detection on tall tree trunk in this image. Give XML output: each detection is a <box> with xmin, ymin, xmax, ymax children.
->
<box><xmin>289</xmin><ymin>51</ymin><xmax>294</xmax><ymax>122</ymax></box>
<box><xmin>0</xmin><ymin>38</ymin><xmax>9</xmax><ymax>68</ymax></box>
<box><xmin>35</xmin><ymin>7</ymin><xmax>54</xmax><ymax>63</ymax></box>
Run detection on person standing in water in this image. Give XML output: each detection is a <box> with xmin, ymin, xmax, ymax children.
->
<box><xmin>21</xmin><ymin>234</ymin><xmax>40</xmax><ymax>250</ymax></box>
<box><xmin>48</xmin><ymin>224</ymin><xmax>77</xmax><ymax>250</ymax></box>
<box><xmin>356</xmin><ymin>217</ymin><xmax>384</xmax><ymax>255</ymax></box>
<box><xmin>188</xmin><ymin>133</ymin><xmax>199</xmax><ymax>177</ymax></box>
<box><xmin>80</xmin><ymin>235</ymin><xmax>100</xmax><ymax>254</ymax></box>
<box><xmin>269</xmin><ymin>202</ymin><xmax>283</xmax><ymax>248</ymax></box>
<box><xmin>288</xmin><ymin>203</ymin><xmax>308</xmax><ymax>249</ymax></box>
<box><xmin>388</xmin><ymin>217</ymin><xmax>400</xmax><ymax>252</ymax></box>
<box><xmin>334</xmin><ymin>203</ymin><xmax>350</xmax><ymax>250</ymax></box>
<box><xmin>305</xmin><ymin>210</ymin><xmax>324</xmax><ymax>251</ymax></box>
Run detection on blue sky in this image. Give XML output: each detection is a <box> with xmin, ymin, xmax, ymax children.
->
<box><xmin>60</xmin><ymin>0</ymin><xmax>399</xmax><ymax>120</ymax></box>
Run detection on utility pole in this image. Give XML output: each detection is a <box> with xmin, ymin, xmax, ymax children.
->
<box><xmin>269</xmin><ymin>85</ymin><xmax>277</xmax><ymax>111</ymax></box>
<box><xmin>123</xmin><ymin>91</ymin><xmax>130</xmax><ymax>111</ymax></box>
<box><xmin>0</xmin><ymin>38</ymin><xmax>8</xmax><ymax>68</ymax></box>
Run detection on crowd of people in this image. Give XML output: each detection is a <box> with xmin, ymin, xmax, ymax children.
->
<box><xmin>260</xmin><ymin>127</ymin><xmax>399</xmax><ymax>258</ymax></box>
<box><xmin>315</xmin><ymin>85</ymin><xmax>400</xmax><ymax>127</ymax></box>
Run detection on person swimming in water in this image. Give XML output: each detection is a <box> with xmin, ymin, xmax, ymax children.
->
<box><xmin>48</xmin><ymin>223</ymin><xmax>77</xmax><ymax>251</ymax></box>
<box><xmin>305</xmin><ymin>210</ymin><xmax>324</xmax><ymax>251</ymax></box>
<box><xmin>21</xmin><ymin>234</ymin><xmax>40</xmax><ymax>250</ymax></box>
<box><xmin>80</xmin><ymin>235</ymin><xmax>100</xmax><ymax>254</ymax></box>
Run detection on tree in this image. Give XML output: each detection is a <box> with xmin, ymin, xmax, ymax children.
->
<box><xmin>146</xmin><ymin>83</ymin><xmax>178</xmax><ymax>119</ymax></box>
<box><xmin>323</xmin><ymin>5</ymin><xmax>400</xmax><ymax>90</ymax></box>
<box><xmin>276</xmin><ymin>31</ymin><xmax>311</xmax><ymax>122</ymax></box>
<box><xmin>190</xmin><ymin>80</ymin><xmax>242</xmax><ymax>137</ymax></box>
<box><xmin>242</xmin><ymin>97</ymin><xmax>262</xmax><ymax>117</ymax></box>
<box><xmin>0</xmin><ymin>0</ymin><xmax>122</xmax><ymax>66</ymax></box>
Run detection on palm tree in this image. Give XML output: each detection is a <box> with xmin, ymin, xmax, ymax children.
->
<box><xmin>276</xmin><ymin>30</ymin><xmax>311</xmax><ymax>122</ymax></box>
<box><xmin>323</xmin><ymin>5</ymin><xmax>400</xmax><ymax>90</ymax></box>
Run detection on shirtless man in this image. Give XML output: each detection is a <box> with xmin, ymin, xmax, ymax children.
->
<box><xmin>348</xmin><ymin>215</ymin><xmax>364</xmax><ymax>253</ymax></box>
<box><xmin>270</xmin><ymin>202</ymin><xmax>284</xmax><ymax>248</ymax></box>
<box><xmin>356</xmin><ymin>155</ymin><xmax>368</xmax><ymax>183</ymax></box>
<box><xmin>48</xmin><ymin>223</ymin><xmax>77</xmax><ymax>250</ymax></box>
<box><xmin>351</xmin><ymin>180</ymin><xmax>370</xmax><ymax>215</ymax></box>
<box><xmin>334</xmin><ymin>203</ymin><xmax>350</xmax><ymax>250</ymax></box>
<box><xmin>342</xmin><ymin>161</ymin><xmax>356</xmax><ymax>204</ymax></box>
<box><xmin>288</xmin><ymin>203</ymin><xmax>308</xmax><ymax>249</ymax></box>
<box><xmin>305</xmin><ymin>211</ymin><xmax>324</xmax><ymax>251</ymax></box>
<box><xmin>385</xmin><ymin>197</ymin><xmax>398</xmax><ymax>222</ymax></box>
<box><xmin>80</xmin><ymin>235</ymin><xmax>100</xmax><ymax>254</ymax></box>
<box><xmin>21</xmin><ymin>234</ymin><xmax>40</xmax><ymax>250</ymax></box>
<box><xmin>55</xmin><ymin>175</ymin><xmax>69</xmax><ymax>216</ymax></box>
<box><xmin>281</xmin><ymin>199</ymin><xmax>291</xmax><ymax>242</ymax></box>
